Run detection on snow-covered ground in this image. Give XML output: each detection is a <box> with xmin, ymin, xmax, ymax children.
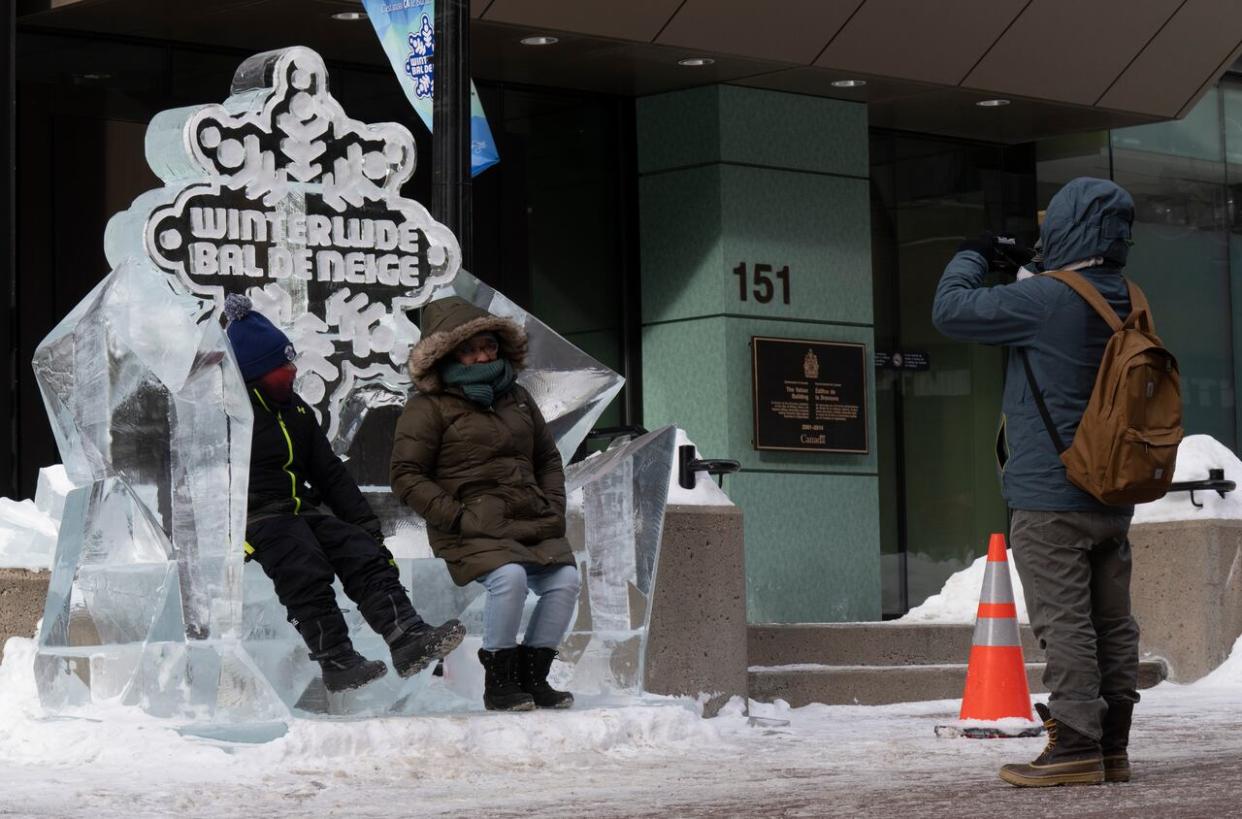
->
<box><xmin>1</xmin><ymin>634</ymin><xmax>1239</xmax><ymax>818</ymax></box>
<box><xmin>2</xmin><ymin>440</ymin><xmax>1237</xmax><ymax>816</ymax></box>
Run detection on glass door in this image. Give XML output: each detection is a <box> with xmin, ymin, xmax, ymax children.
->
<box><xmin>870</xmin><ymin>132</ymin><xmax>1036</xmax><ymax>617</ymax></box>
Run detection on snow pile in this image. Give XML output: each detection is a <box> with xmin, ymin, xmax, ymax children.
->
<box><xmin>1134</xmin><ymin>435</ymin><xmax>1242</xmax><ymax>524</ymax></box>
<box><xmin>666</xmin><ymin>428</ymin><xmax>733</xmax><ymax>507</ymax></box>
<box><xmin>0</xmin><ymin>499</ymin><xmax>59</xmax><ymax>571</ymax></box>
<box><xmin>0</xmin><ymin>634</ymin><xmax>737</xmax><ymax>776</ymax></box>
<box><xmin>0</xmin><ymin>465</ymin><xmax>73</xmax><ymax>571</ymax></box>
<box><xmin>1193</xmin><ymin>633</ymin><xmax>1242</xmax><ymax>688</ymax></box>
<box><xmin>899</xmin><ymin>551</ymin><xmax>1028</xmax><ymax>624</ymax></box>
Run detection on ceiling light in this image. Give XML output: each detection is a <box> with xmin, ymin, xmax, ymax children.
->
<box><xmin>520</xmin><ymin>35</ymin><xmax>559</xmax><ymax>46</ymax></box>
<box><xmin>976</xmin><ymin>98</ymin><xmax>1011</xmax><ymax>107</ymax></box>
<box><xmin>678</xmin><ymin>57</ymin><xmax>715</xmax><ymax>67</ymax></box>
<box><xmin>331</xmin><ymin>11</ymin><xmax>367</xmax><ymax>21</ymax></box>
<box><xmin>831</xmin><ymin>79</ymin><xmax>866</xmax><ymax>88</ymax></box>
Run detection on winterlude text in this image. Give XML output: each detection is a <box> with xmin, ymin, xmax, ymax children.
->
<box><xmin>184</xmin><ymin>206</ymin><xmax>423</xmax><ymax>286</ymax></box>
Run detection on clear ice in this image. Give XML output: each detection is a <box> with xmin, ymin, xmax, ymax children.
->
<box><xmin>32</xmin><ymin>44</ymin><xmax>664</xmax><ymax>723</ymax></box>
<box><xmin>561</xmin><ymin>426</ymin><xmax>677</xmax><ymax>694</ymax></box>
<box><xmin>32</xmin><ymin>261</ymin><xmax>282</xmax><ymax>725</ymax></box>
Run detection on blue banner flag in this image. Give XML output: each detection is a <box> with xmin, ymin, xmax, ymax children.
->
<box><xmin>362</xmin><ymin>0</ymin><xmax>500</xmax><ymax>176</ymax></box>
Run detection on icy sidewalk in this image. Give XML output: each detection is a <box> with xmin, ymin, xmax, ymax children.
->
<box><xmin>2</xmin><ymin>633</ymin><xmax>1239</xmax><ymax>818</ymax></box>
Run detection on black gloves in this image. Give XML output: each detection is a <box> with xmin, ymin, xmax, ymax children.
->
<box><xmin>995</xmin><ymin>236</ymin><xmax>1036</xmax><ymax>269</ymax></box>
<box><xmin>957</xmin><ymin>231</ymin><xmax>1036</xmax><ymax>274</ymax></box>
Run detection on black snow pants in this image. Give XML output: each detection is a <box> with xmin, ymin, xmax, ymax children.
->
<box><xmin>247</xmin><ymin>513</ymin><xmax>424</xmax><ymax>658</ymax></box>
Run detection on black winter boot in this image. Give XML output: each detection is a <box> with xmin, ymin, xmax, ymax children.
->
<box><xmin>517</xmin><ymin>645</ymin><xmax>574</xmax><ymax>709</ymax></box>
<box><xmin>1101</xmin><ymin>700</ymin><xmax>1134</xmax><ymax>783</ymax></box>
<box><xmin>477</xmin><ymin>648</ymin><xmax>535</xmax><ymax>712</ymax></box>
<box><xmin>999</xmin><ymin>703</ymin><xmax>1104</xmax><ymax>787</ymax></box>
<box><xmin>389</xmin><ymin>619</ymin><xmax>467</xmax><ymax>678</ymax></box>
<box><xmin>312</xmin><ymin>644</ymin><xmax>388</xmax><ymax>693</ymax></box>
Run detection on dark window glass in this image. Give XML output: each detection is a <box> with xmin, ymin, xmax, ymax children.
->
<box><xmin>871</xmin><ymin>131</ymin><xmax>1034</xmax><ymax>617</ymax></box>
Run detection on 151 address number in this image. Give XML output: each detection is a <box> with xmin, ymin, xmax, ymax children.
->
<box><xmin>733</xmin><ymin>262</ymin><xmax>790</xmax><ymax>305</ymax></box>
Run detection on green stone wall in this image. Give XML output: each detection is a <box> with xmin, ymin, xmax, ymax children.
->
<box><xmin>638</xmin><ymin>85</ymin><xmax>879</xmax><ymax>623</ymax></box>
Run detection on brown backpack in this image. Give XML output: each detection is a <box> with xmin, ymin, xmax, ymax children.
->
<box><xmin>1021</xmin><ymin>270</ymin><xmax>1183</xmax><ymax>506</ymax></box>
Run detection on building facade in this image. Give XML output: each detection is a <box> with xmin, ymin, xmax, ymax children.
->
<box><xmin>5</xmin><ymin>1</ymin><xmax>1241</xmax><ymax>621</ymax></box>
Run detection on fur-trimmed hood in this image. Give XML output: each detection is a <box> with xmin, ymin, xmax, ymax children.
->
<box><xmin>408</xmin><ymin>296</ymin><xmax>528</xmax><ymax>393</ymax></box>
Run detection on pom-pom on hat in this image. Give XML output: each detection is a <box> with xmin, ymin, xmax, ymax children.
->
<box><xmin>223</xmin><ymin>293</ymin><xmax>296</xmax><ymax>382</ymax></box>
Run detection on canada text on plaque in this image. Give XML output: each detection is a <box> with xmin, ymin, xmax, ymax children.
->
<box><xmin>751</xmin><ymin>336</ymin><xmax>868</xmax><ymax>454</ymax></box>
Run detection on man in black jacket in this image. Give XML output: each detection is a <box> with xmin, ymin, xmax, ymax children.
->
<box><xmin>225</xmin><ymin>293</ymin><xmax>464</xmax><ymax>693</ymax></box>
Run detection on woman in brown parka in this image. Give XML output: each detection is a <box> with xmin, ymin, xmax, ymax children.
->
<box><xmin>391</xmin><ymin>296</ymin><xmax>579</xmax><ymax>711</ymax></box>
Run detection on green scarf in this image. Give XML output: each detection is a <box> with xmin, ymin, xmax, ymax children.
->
<box><xmin>440</xmin><ymin>358</ymin><xmax>517</xmax><ymax>407</ymax></box>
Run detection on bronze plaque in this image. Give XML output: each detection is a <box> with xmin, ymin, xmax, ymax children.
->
<box><xmin>751</xmin><ymin>336</ymin><xmax>868</xmax><ymax>454</ymax></box>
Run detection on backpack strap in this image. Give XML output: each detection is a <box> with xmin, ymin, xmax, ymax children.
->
<box><xmin>1018</xmin><ymin>349</ymin><xmax>1068</xmax><ymax>454</ymax></box>
<box><xmin>1042</xmin><ymin>270</ymin><xmax>1124</xmax><ymax>332</ymax></box>
<box><xmin>1123</xmin><ymin>279</ymin><xmax>1155</xmax><ymax>333</ymax></box>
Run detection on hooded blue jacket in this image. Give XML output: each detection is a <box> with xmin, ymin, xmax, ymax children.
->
<box><xmin>932</xmin><ymin>177</ymin><xmax>1136</xmax><ymax>515</ymax></box>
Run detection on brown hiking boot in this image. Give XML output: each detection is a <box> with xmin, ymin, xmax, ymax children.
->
<box><xmin>999</xmin><ymin>703</ymin><xmax>1104</xmax><ymax>787</ymax></box>
<box><xmin>1101</xmin><ymin>700</ymin><xmax>1134</xmax><ymax>783</ymax></box>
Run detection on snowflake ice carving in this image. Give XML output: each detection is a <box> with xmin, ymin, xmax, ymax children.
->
<box><xmin>404</xmin><ymin>15</ymin><xmax>435</xmax><ymax>100</ymax></box>
<box><xmin>104</xmin><ymin>46</ymin><xmax>461</xmax><ymax>466</ymax></box>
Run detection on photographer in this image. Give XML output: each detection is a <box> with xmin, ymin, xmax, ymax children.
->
<box><xmin>932</xmin><ymin>178</ymin><xmax>1140</xmax><ymax>788</ymax></box>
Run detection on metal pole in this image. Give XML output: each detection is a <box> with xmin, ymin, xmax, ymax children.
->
<box><xmin>1</xmin><ymin>4</ymin><xmax>14</xmax><ymax>498</ymax></box>
<box><xmin>432</xmin><ymin>0</ymin><xmax>471</xmax><ymax>269</ymax></box>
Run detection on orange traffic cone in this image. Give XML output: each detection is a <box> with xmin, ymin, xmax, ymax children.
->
<box><xmin>958</xmin><ymin>533</ymin><xmax>1034</xmax><ymax>723</ymax></box>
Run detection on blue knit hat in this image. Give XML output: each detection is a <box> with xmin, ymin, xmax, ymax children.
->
<box><xmin>223</xmin><ymin>294</ymin><xmax>296</xmax><ymax>382</ymax></box>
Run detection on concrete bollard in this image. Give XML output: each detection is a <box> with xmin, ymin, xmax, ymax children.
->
<box><xmin>1129</xmin><ymin>519</ymin><xmax>1242</xmax><ymax>682</ymax></box>
<box><xmin>0</xmin><ymin>569</ymin><xmax>50</xmax><ymax>662</ymax></box>
<box><xmin>644</xmin><ymin>504</ymin><xmax>748</xmax><ymax>716</ymax></box>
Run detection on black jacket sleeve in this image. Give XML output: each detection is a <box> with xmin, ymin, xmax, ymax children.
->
<box><xmin>301</xmin><ymin>399</ymin><xmax>380</xmax><ymax>534</ymax></box>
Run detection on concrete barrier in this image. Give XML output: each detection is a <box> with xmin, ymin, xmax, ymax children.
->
<box><xmin>643</xmin><ymin>504</ymin><xmax>747</xmax><ymax>716</ymax></box>
<box><xmin>1130</xmin><ymin>518</ymin><xmax>1242</xmax><ymax>682</ymax></box>
<box><xmin>0</xmin><ymin>569</ymin><xmax>49</xmax><ymax>662</ymax></box>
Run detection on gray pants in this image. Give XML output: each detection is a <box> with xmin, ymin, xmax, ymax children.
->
<box><xmin>1009</xmin><ymin>509</ymin><xmax>1140</xmax><ymax>740</ymax></box>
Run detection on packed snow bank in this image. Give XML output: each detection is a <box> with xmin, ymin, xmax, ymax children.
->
<box><xmin>1193</xmin><ymin>634</ymin><xmax>1242</xmax><ymax>688</ymax></box>
<box><xmin>0</xmin><ymin>635</ymin><xmax>735</xmax><ymax>774</ymax></box>
<box><xmin>0</xmin><ymin>498</ymin><xmax>59</xmax><ymax>571</ymax></box>
<box><xmin>1134</xmin><ymin>435</ymin><xmax>1242</xmax><ymax>524</ymax></box>
<box><xmin>0</xmin><ymin>465</ymin><xmax>73</xmax><ymax>571</ymax></box>
<box><xmin>899</xmin><ymin>552</ymin><xmax>1028</xmax><ymax>624</ymax></box>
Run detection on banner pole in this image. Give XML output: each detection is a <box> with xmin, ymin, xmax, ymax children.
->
<box><xmin>432</xmin><ymin>0</ymin><xmax>472</xmax><ymax>269</ymax></box>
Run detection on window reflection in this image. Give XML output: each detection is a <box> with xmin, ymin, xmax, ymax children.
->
<box><xmin>1036</xmin><ymin>83</ymin><xmax>1238</xmax><ymax>453</ymax></box>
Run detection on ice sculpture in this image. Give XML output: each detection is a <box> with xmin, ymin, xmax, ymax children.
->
<box><xmin>239</xmin><ymin>427</ymin><xmax>675</xmax><ymax>714</ymax></box>
<box><xmin>240</xmin><ymin>556</ymin><xmax>483</xmax><ymax>716</ymax></box>
<box><xmin>32</xmin><ymin>261</ymin><xmax>283</xmax><ymax>725</ymax></box>
<box><xmin>104</xmin><ymin>45</ymin><xmax>461</xmax><ymax>487</ymax></box>
<box><xmin>560</xmin><ymin>426</ymin><xmax>678</xmax><ymax>694</ymax></box>
<box><xmin>32</xmin><ymin>43</ymin><xmax>648</xmax><ymax>721</ymax></box>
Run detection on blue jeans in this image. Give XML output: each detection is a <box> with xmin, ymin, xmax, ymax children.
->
<box><xmin>477</xmin><ymin>563</ymin><xmax>580</xmax><ymax>651</ymax></box>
